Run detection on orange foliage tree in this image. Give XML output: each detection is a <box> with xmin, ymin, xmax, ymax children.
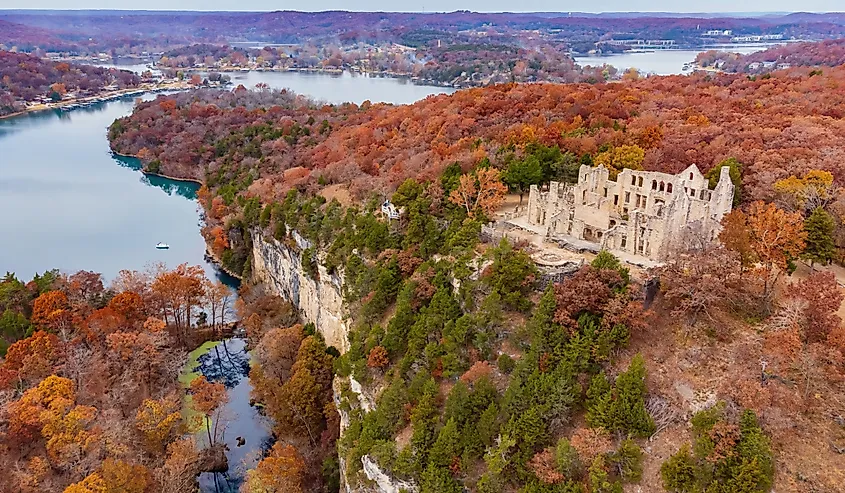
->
<box><xmin>448</xmin><ymin>167</ymin><xmax>507</xmax><ymax>218</ymax></box>
<box><xmin>31</xmin><ymin>291</ymin><xmax>71</xmax><ymax>334</ymax></box>
<box><xmin>189</xmin><ymin>376</ymin><xmax>228</xmax><ymax>446</ymax></box>
<box><xmin>366</xmin><ymin>345</ymin><xmax>390</xmax><ymax>369</ymax></box>
<box><xmin>107</xmin><ymin>291</ymin><xmax>145</xmax><ymax>325</ymax></box>
<box><xmin>1</xmin><ymin>331</ymin><xmax>62</xmax><ymax>389</ymax></box>
<box><xmin>151</xmin><ymin>263</ymin><xmax>205</xmax><ymax>341</ymax></box>
<box><xmin>243</xmin><ymin>443</ymin><xmax>305</xmax><ymax>493</ymax></box>
<box><xmin>720</xmin><ymin>201</ymin><xmax>807</xmax><ymax>312</ymax></box>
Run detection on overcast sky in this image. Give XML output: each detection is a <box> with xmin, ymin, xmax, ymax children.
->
<box><xmin>0</xmin><ymin>1</ymin><xmax>842</xmax><ymax>13</ymax></box>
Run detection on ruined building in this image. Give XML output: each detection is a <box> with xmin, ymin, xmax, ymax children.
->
<box><xmin>525</xmin><ymin>164</ymin><xmax>734</xmax><ymax>260</ymax></box>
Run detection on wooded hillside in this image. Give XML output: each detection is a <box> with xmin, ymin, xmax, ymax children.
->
<box><xmin>112</xmin><ymin>67</ymin><xmax>845</xmax><ymax>205</ymax></box>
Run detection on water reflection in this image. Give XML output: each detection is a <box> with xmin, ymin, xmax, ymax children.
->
<box><xmin>195</xmin><ymin>338</ymin><xmax>251</xmax><ymax>389</ymax></box>
<box><xmin>193</xmin><ymin>338</ymin><xmax>272</xmax><ymax>493</ymax></box>
<box><xmin>111</xmin><ymin>153</ymin><xmax>201</xmax><ymax>199</ymax></box>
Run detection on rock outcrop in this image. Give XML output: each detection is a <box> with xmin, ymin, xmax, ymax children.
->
<box><xmin>251</xmin><ymin>231</ymin><xmax>349</xmax><ymax>353</ymax></box>
<box><xmin>362</xmin><ymin>455</ymin><xmax>418</xmax><ymax>493</ymax></box>
<box><xmin>252</xmin><ymin>231</ymin><xmax>400</xmax><ymax>492</ymax></box>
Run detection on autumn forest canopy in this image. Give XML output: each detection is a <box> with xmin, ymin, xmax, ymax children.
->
<box><xmin>100</xmin><ymin>61</ymin><xmax>845</xmax><ymax>493</ymax></box>
<box><xmin>6</xmin><ymin>26</ymin><xmax>845</xmax><ymax>493</ymax></box>
<box><xmin>112</xmin><ymin>66</ymin><xmax>845</xmax><ymax>206</ymax></box>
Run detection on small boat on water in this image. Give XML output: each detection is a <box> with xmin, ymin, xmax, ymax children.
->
<box><xmin>156</xmin><ymin>242</ymin><xmax>170</xmax><ymax>250</ymax></box>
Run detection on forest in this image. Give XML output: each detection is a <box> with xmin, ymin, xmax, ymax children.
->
<box><xmin>0</xmin><ymin>51</ymin><xmax>140</xmax><ymax>116</ymax></box>
<box><xmin>0</xmin><ymin>262</ymin><xmax>341</xmax><ymax>492</ymax></box>
<box><xmin>2</xmin><ymin>10</ymin><xmax>843</xmax><ymax>56</ymax></box>
<box><xmin>103</xmin><ymin>63</ymin><xmax>845</xmax><ymax>491</ymax></box>
<box><xmin>153</xmin><ymin>40</ymin><xmax>609</xmax><ymax>87</ymax></box>
<box><xmin>111</xmin><ymin>66</ymin><xmax>845</xmax><ymax>212</ymax></box>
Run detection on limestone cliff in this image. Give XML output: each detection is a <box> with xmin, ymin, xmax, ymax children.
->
<box><xmin>251</xmin><ymin>231</ymin><xmax>414</xmax><ymax>493</ymax></box>
<box><xmin>251</xmin><ymin>231</ymin><xmax>349</xmax><ymax>353</ymax></box>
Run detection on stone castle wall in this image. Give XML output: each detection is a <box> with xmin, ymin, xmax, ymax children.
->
<box><xmin>527</xmin><ymin>164</ymin><xmax>734</xmax><ymax>260</ymax></box>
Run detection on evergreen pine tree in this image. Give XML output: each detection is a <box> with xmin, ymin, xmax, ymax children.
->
<box><xmin>612</xmin><ymin>354</ymin><xmax>656</xmax><ymax>437</ymax></box>
<box><xmin>420</xmin><ymin>464</ymin><xmax>463</xmax><ymax>493</ymax></box>
<box><xmin>660</xmin><ymin>445</ymin><xmax>696</xmax><ymax>492</ymax></box>
<box><xmin>585</xmin><ymin>372</ymin><xmax>613</xmax><ymax>429</ymax></box>
<box><xmin>476</xmin><ymin>402</ymin><xmax>500</xmax><ymax>449</ymax></box>
<box><xmin>410</xmin><ymin>379</ymin><xmax>439</xmax><ymax>467</ymax></box>
<box><xmin>529</xmin><ymin>285</ymin><xmax>566</xmax><ymax>354</ymax></box>
<box><xmin>802</xmin><ymin>207</ymin><xmax>836</xmax><ymax>267</ymax></box>
<box><xmin>428</xmin><ymin>418</ymin><xmax>462</xmax><ymax>468</ymax></box>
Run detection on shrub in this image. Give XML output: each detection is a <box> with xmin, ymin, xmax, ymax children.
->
<box><xmin>660</xmin><ymin>444</ymin><xmax>696</xmax><ymax>492</ymax></box>
<box><xmin>610</xmin><ymin>438</ymin><xmax>643</xmax><ymax>482</ymax></box>
<box><xmin>497</xmin><ymin>353</ymin><xmax>515</xmax><ymax>374</ymax></box>
<box><xmin>555</xmin><ymin>437</ymin><xmax>582</xmax><ymax>479</ymax></box>
<box><xmin>661</xmin><ymin>406</ymin><xmax>774</xmax><ymax>493</ymax></box>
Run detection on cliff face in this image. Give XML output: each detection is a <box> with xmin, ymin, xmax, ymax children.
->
<box><xmin>251</xmin><ymin>232</ymin><xmax>414</xmax><ymax>493</ymax></box>
<box><xmin>251</xmin><ymin>231</ymin><xmax>349</xmax><ymax>353</ymax></box>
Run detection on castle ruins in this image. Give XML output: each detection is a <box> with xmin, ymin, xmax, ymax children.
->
<box><xmin>524</xmin><ymin>164</ymin><xmax>735</xmax><ymax>261</ymax></box>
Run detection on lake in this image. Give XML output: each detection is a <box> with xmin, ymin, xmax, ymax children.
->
<box><xmin>0</xmin><ymin>74</ymin><xmax>452</xmax><ymax>282</ymax></box>
<box><xmin>574</xmin><ymin>43</ymin><xmax>783</xmax><ymax>76</ymax></box>
<box><xmin>0</xmin><ymin>96</ymin><xmax>224</xmax><ymax>282</ymax></box>
<box><xmin>0</xmin><ymin>71</ymin><xmax>453</xmax><ymax>492</ymax></box>
<box><xmin>219</xmin><ymin>70</ymin><xmax>455</xmax><ymax>105</ymax></box>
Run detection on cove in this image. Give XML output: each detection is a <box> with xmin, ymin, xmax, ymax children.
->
<box><xmin>0</xmin><ymin>96</ymin><xmax>229</xmax><ymax>283</ymax></box>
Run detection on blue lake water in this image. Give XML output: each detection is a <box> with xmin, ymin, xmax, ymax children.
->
<box><xmin>574</xmin><ymin>43</ymin><xmax>783</xmax><ymax>75</ymax></box>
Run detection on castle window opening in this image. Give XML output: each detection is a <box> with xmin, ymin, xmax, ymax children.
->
<box><xmin>690</xmin><ymin>172</ymin><xmax>694</xmax><ymax>180</ymax></box>
<box><xmin>523</xmin><ymin>164</ymin><xmax>735</xmax><ymax>262</ymax></box>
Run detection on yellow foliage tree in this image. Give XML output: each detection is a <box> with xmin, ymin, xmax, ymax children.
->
<box><xmin>135</xmin><ymin>397</ymin><xmax>182</xmax><ymax>452</ymax></box>
<box><xmin>100</xmin><ymin>459</ymin><xmax>151</xmax><ymax>493</ymax></box>
<box><xmin>593</xmin><ymin>145</ymin><xmax>645</xmax><ymax>180</ymax></box>
<box><xmin>64</xmin><ymin>460</ymin><xmax>151</xmax><ymax>493</ymax></box>
<box><xmin>774</xmin><ymin>169</ymin><xmax>835</xmax><ymax>212</ymax></box>
<box><xmin>63</xmin><ymin>473</ymin><xmax>106</xmax><ymax>493</ymax></box>
<box><xmin>243</xmin><ymin>443</ymin><xmax>305</xmax><ymax>493</ymax></box>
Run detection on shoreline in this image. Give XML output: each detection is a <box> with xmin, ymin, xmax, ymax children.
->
<box><xmin>204</xmin><ymin>246</ymin><xmax>244</xmax><ymax>281</ymax></box>
<box><xmin>113</xmin><ymin>150</ymin><xmax>241</xmax><ymax>282</ymax></box>
<box><xmin>0</xmin><ymin>82</ymin><xmax>192</xmax><ymax>121</ymax></box>
<box><xmin>172</xmin><ymin>66</ymin><xmax>463</xmax><ymax>89</ymax></box>
<box><xmin>110</xmin><ymin>149</ymin><xmax>205</xmax><ymax>185</ymax></box>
